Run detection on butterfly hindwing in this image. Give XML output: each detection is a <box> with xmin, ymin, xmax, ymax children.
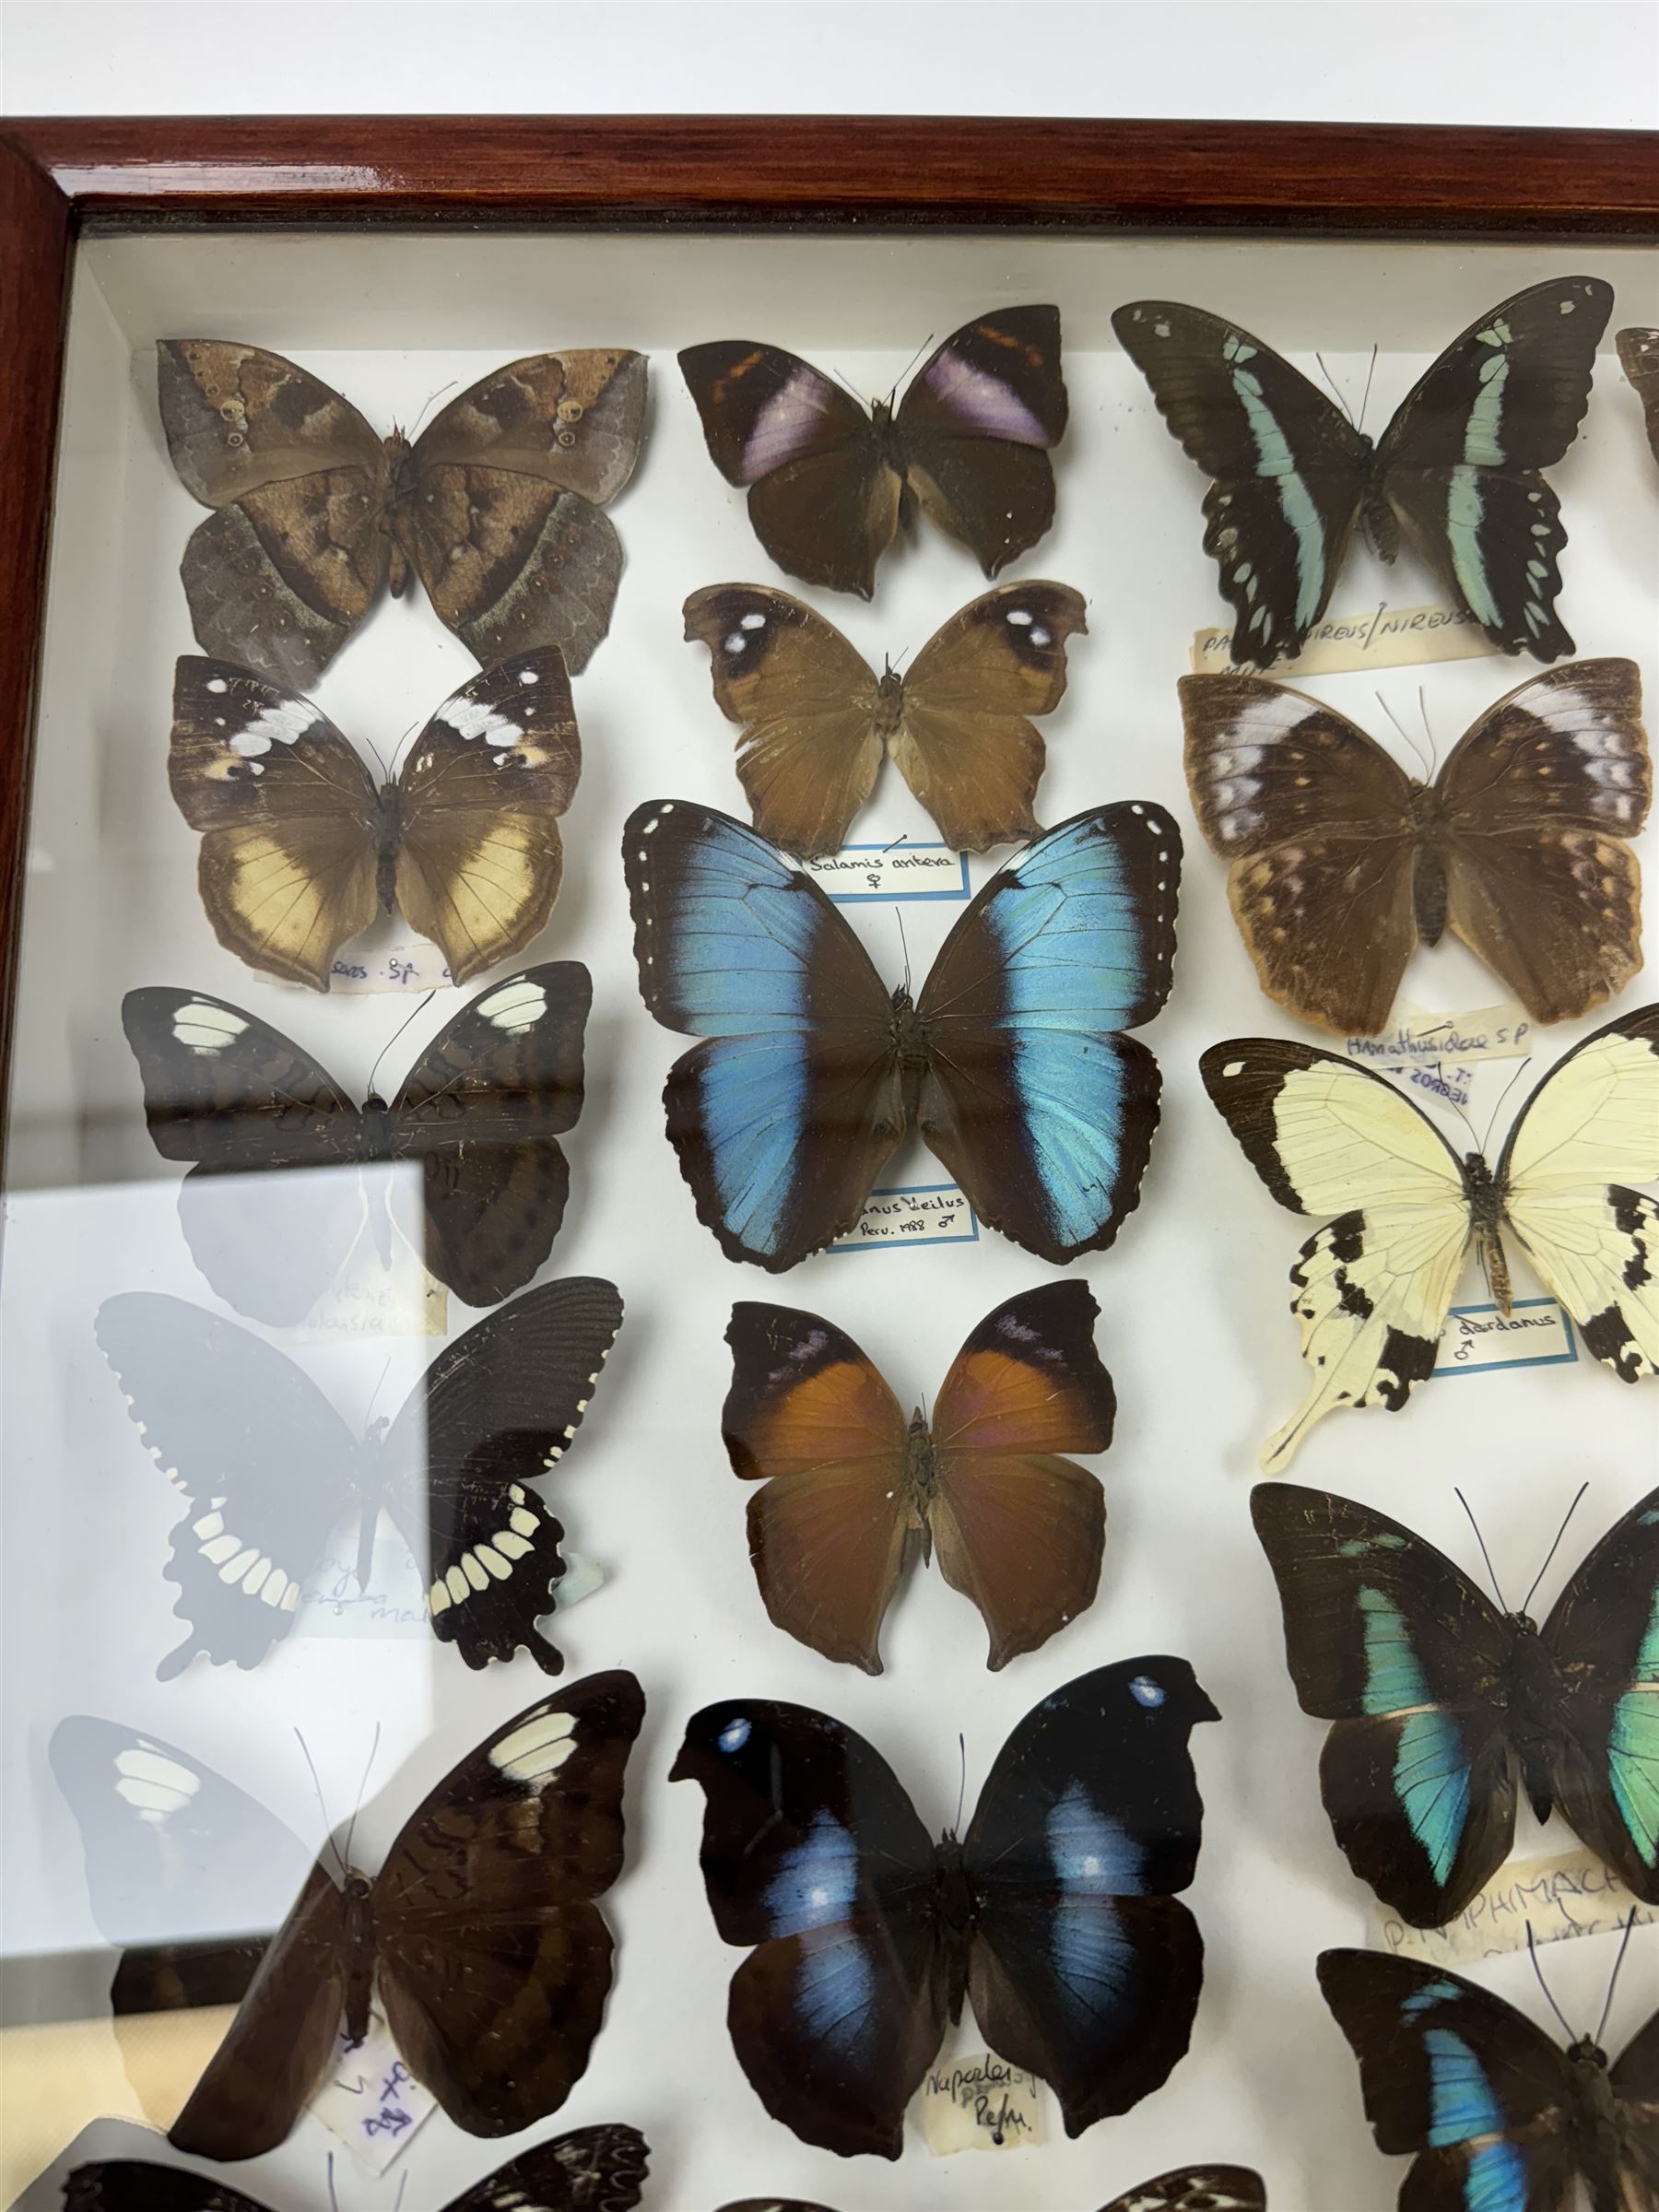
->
<box><xmin>65</xmin><ymin>2163</ymin><xmax>278</xmax><ymax>2211</ymax></box>
<box><xmin>1618</xmin><ymin>327</ymin><xmax>1659</xmax><ymax>463</ymax></box>
<box><xmin>441</xmin><ymin>2126</ymin><xmax>651</xmax><ymax>2212</ymax></box>
<box><xmin>1097</xmin><ymin>2172</ymin><xmax>1267</xmax><ymax>2212</ymax></box>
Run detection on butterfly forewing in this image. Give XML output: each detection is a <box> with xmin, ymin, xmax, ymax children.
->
<box><xmin>1609</xmin><ymin>2010</ymin><xmax>1659</xmax><ymax>2209</ymax></box>
<box><xmin>1618</xmin><ymin>327</ymin><xmax>1659</xmax><ymax>464</ymax></box>
<box><xmin>1097</xmin><ymin>2171</ymin><xmax>1267</xmax><ymax>2212</ymax></box>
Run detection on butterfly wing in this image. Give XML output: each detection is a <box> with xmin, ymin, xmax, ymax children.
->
<box><xmin>373</xmin><ymin>1676</ymin><xmax>644</xmax><ymax>2136</ymax></box>
<box><xmin>1610</xmin><ymin>2009</ymin><xmax>1659</xmax><ymax>2207</ymax></box>
<box><xmin>623</xmin><ymin>800</ymin><xmax>902</xmax><ymax>1269</ymax></box>
<box><xmin>893</xmin><ymin>305</ymin><xmax>1069</xmax><ymax>577</ymax></box>
<box><xmin>1375</xmin><ymin>276</ymin><xmax>1612</xmax><ymax>661</ymax></box>
<box><xmin>393</xmin><ymin>650</ymin><xmax>582</xmax><ymax>985</ymax></box>
<box><xmin>390</xmin><ymin>963</ymin><xmax>591</xmax><ymax>1308</ymax></box>
<box><xmin>158</xmin><ymin>340</ymin><xmax>391</xmax><ymax>688</ymax></box>
<box><xmin>927</xmin><ymin>1281</ymin><xmax>1115</xmax><ymax>1669</ymax></box>
<box><xmin>1318</xmin><ymin>1948</ymin><xmax>1581</xmax><ymax>2210</ymax></box>
<box><xmin>121</xmin><ymin>987</ymin><xmax>363</xmax><ymax>1324</ymax></box>
<box><xmin>671</xmin><ymin>1698</ymin><xmax>946</xmax><ymax>2159</ymax></box>
<box><xmin>65</xmin><ymin>2163</ymin><xmax>276</xmax><ymax>2211</ymax></box>
<box><xmin>440</xmin><ymin>2127</ymin><xmax>651</xmax><ymax>2212</ymax></box>
<box><xmin>963</xmin><ymin>1657</ymin><xmax>1218</xmax><ymax>2136</ymax></box>
<box><xmin>682</xmin><ymin>585</ymin><xmax>884</xmax><ymax>858</ymax></box>
<box><xmin>722</xmin><ymin>1301</ymin><xmax>912</xmax><ymax>1674</ymax></box>
<box><xmin>914</xmin><ymin>803</ymin><xmax>1181</xmax><ymax>1263</ymax></box>
<box><xmin>1200</xmin><ymin>1041</ymin><xmax>1472</xmax><ymax>1471</ymax></box>
<box><xmin>1112</xmin><ymin>300</ymin><xmax>1368</xmax><ymax>668</ymax></box>
<box><xmin>894</xmin><ymin>581</ymin><xmax>1087</xmax><ymax>853</ymax></box>
<box><xmin>1497</xmin><ymin>1003</ymin><xmax>1659</xmax><ymax>1382</ymax></box>
<box><xmin>1179</xmin><ymin>672</ymin><xmax>1421</xmax><ymax>1034</ymax></box>
<box><xmin>1251</xmin><ymin>1484</ymin><xmax>1519</xmax><ymax>1924</ymax></box>
<box><xmin>1097</xmin><ymin>2173</ymin><xmax>1267</xmax><ymax>2212</ymax></box>
<box><xmin>1618</xmin><ymin>327</ymin><xmax>1659</xmax><ymax>464</ymax></box>
<box><xmin>1535</xmin><ymin>1487</ymin><xmax>1659</xmax><ymax>1902</ymax></box>
<box><xmin>94</xmin><ymin>1294</ymin><xmax>359</xmax><ymax>1679</ymax></box>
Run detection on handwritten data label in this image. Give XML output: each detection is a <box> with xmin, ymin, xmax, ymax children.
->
<box><xmin>918</xmin><ymin>2052</ymin><xmax>1045</xmax><ymax>2156</ymax></box>
<box><xmin>302</xmin><ymin>1546</ymin><xmax>602</xmax><ymax>1642</ymax></box>
<box><xmin>1374</xmin><ymin>1847</ymin><xmax>1658</xmax><ymax>1967</ymax></box>
<box><xmin>1191</xmin><ymin>600</ymin><xmax>1501</xmax><ymax>677</ymax></box>
<box><xmin>830</xmin><ymin>1182</ymin><xmax>979</xmax><ymax>1253</ymax></box>
<box><xmin>312</xmin><ymin>2008</ymin><xmax>436</xmax><ymax>2174</ymax></box>
<box><xmin>297</xmin><ymin>1259</ymin><xmax>448</xmax><ymax>1341</ymax></box>
<box><xmin>800</xmin><ymin>841</ymin><xmax>971</xmax><ymax>902</ymax></box>
<box><xmin>327</xmin><ymin>943</ymin><xmax>455</xmax><ymax>994</ymax></box>
<box><xmin>1346</xmin><ymin>1000</ymin><xmax>1533</xmax><ymax>1072</ymax></box>
<box><xmin>1433</xmin><ymin>1299</ymin><xmax>1578</xmax><ymax>1378</ymax></box>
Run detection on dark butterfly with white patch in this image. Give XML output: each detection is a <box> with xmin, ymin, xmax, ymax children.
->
<box><xmin>682</xmin><ymin>581</ymin><xmax>1086</xmax><ymax>857</ymax></box>
<box><xmin>1618</xmin><ymin>328</ymin><xmax>1659</xmax><ymax>465</ymax></box>
<box><xmin>159</xmin><ymin>342</ymin><xmax>646</xmax><ymax>688</ymax></box>
<box><xmin>95</xmin><ymin>1278</ymin><xmax>622</xmax><ymax>1678</ymax></box>
<box><xmin>1182</xmin><ymin>659</ymin><xmax>1651</xmax><ymax>1034</ymax></box>
<box><xmin>63</xmin><ymin>2128</ymin><xmax>650</xmax><ymax>2210</ymax></box>
<box><xmin>671</xmin><ymin>1656</ymin><xmax>1218</xmax><ymax>2159</ymax></box>
<box><xmin>170</xmin><ymin>652</ymin><xmax>581</xmax><ymax>992</ymax></box>
<box><xmin>1114</xmin><ymin>279</ymin><xmax>1613</xmax><ymax>668</ymax></box>
<box><xmin>724</xmin><ymin>1282</ymin><xmax>1115</xmax><ymax>1673</ymax></box>
<box><xmin>1253</xmin><ymin>1482</ymin><xmax>1659</xmax><ymax>1927</ymax></box>
<box><xmin>623</xmin><ymin>798</ymin><xmax>1180</xmax><ymax>1271</ymax></box>
<box><xmin>678</xmin><ymin>308</ymin><xmax>1067</xmax><ymax>598</ymax></box>
<box><xmin>1319</xmin><ymin>1947</ymin><xmax>1659</xmax><ymax>2211</ymax></box>
<box><xmin>717</xmin><ymin>2179</ymin><xmax>1265</xmax><ymax>2212</ymax></box>
<box><xmin>1200</xmin><ymin>1004</ymin><xmax>1659</xmax><ymax>1470</ymax></box>
<box><xmin>121</xmin><ymin>967</ymin><xmax>589</xmax><ymax>1324</ymax></box>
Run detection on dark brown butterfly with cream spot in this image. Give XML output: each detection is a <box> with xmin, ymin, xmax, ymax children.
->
<box><xmin>683</xmin><ymin>581</ymin><xmax>1086</xmax><ymax>856</ymax></box>
<box><xmin>678</xmin><ymin>308</ymin><xmax>1067</xmax><ymax>598</ymax></box>
<box><xmin>1619</xmin><ymin>326</ymin><xmax>1659</xmax><ymax>465</ymax></box>
<box><xmin>170</xmin><ymin>652</ymin><xmax>581</xmax><ymax>991</ymax></box>
<box><xmin>1182</xmin><ymin>659</ymin><xmax>1650</xmax><ymax>1034</ymax></box>
<box><xmin>159</xmin><ymin>341</ymin><xmax>646</xmax><ymax>687</ymax></box>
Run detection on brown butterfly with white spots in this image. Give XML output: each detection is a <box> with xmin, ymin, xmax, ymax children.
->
<box><xmin>715</xmin><ymin>2167</ymin><xmax>1265</xmax><ymax>2210</ymax></box>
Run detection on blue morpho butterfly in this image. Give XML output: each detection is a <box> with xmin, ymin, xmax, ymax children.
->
<box><xmin>671</xmin><ymin>1656</ymin><xmax>1219</xmax><ymax>2159</ymax></box>
<box><xmin>1253</xmin><ymin>1484</ymin><xmax>1659</xmax><ymax>1928</ymax></box>
<box><xmin>1113</xmin><ymin>278</ymin><xmax>1613</xmax><ymax>669</ymax></box>
<box><xmin>1319</xmin><ymin>1947</ymin><xmax>1658</xmax><ymax>2209</ymax></box>
<box><xmin>621</xmin><ymin>798</ymin><xmax>1182</xmax><ymax>1270</ymax></box>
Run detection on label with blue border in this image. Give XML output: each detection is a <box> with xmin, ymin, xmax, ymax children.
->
<box><xmin>830</xmin><ymin>1182</ymin><xmax>979</xmax><ymax>1253</ymax></box>
<box><xmin>1431</xmin><ymin>1298</ymin><xmax>1578</xmax><ymax>1378</ymax></box>
<box><xmin>803</xmin><ymin>841</ymin><xmax>971</xmax><ymax>903</ymax></box>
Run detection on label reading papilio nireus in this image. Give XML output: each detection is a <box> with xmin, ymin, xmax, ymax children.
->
<box><xmin>1191</xmin><ymin>599</ymin><xmax>1502</xmax><ymax>677</ymax></box>
<box><xmin>801</xmin><ymin>841</ymin><xmax>971</xmax><ymax>902</ymax></box>
<box><xmin>1371</xmin><ymin>1847</ymin><xmax>1657</xmax><ymax>1968</ymax></box>
<box><xmin>311</xmin><ymin>2006</ymin><xmax>437</xmax><ymax>2174</ymax></box>
<box><xmin>830</xmin><ymin>1182</ymin><xmax>979</xmax><ymax>1253</ymax></box>
<box><xmin>916</xmin><ymin>2051</ymin><xmax>1045</xmax><ymax>2156</ymax></box>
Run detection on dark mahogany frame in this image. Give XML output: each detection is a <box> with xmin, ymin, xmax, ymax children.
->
<box><xmin>0</xmin><ymin>112</ymin><xmax>1654</xmax><ymax>1151</ymax></box>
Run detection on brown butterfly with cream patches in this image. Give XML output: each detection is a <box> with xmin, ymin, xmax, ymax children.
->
<box><xmin>1181</xmin><ymin>660</ymin><xmax>1651</xmax><ymax>1035</ymax></box>
<box><xmin>169</xmin><ymin>651</ymin><xmax>580</xmax><ymax>992</ymax></box>
<box><xmin>1619</xmin><ymin>327</ymin><xmax>1659</xmax><ymax>465</ymax></box>
<box><xmin>159</xmin><ymin>341</ymin><xmax>646</xmax><ymax>688</ymax></box>
<box><xmin>684</xmin><ymin>582</ymin><xmax>1087</xmax><ymax>857</ymax></box>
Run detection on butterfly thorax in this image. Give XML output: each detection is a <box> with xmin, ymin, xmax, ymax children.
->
<box><xmin>869</xmin><ymin>395</ymin><xmax>907</xmax><ymax>476</ymax></box>
<box><xmin>874</xmin><ymin>665</ymin><xmax>907</xmax><ymax>741</ymax></box>
<box><xmin>1560</xmin><ymin>2037</ymin><xmax>1625</xmax><ymax>2208</ymax></box>
<box><xmin>373</xmin><ymin>783</ymin><xmax>404</xmax><ymax>913</ymax></box>
<box><xmin>904</xmin><ymin>1408</ymin><xmax>938</xmax><ymax>1561</ymax></box>
<box><xmin>1405</xmin><ymin>782</ymin><xmax>1451</xmax><ymax>947</ymax></box>
<box><xmin>359</xmin><ymin>1094</ymin><xmax>396</xmax><ymax>1162</ymax></box>
<box><xmin>1459</xmin><ymin>1151</ymin><xmax>1513</xmax><ymax>1315</ymax></box>
<box><xmin>1498</xmin><ymin>1614</ymin><xmax>1572</xmax><ymax>1821</ymax></box>
<box><xmin>340</xmin><ymin>1870</ymin><xmax>379</xmax><ymax>2046</ymax></box>
<box><xmin>930</xmin><ymin>1832</ymin><xmax>977</xmax><ymax>2019</ymax></box>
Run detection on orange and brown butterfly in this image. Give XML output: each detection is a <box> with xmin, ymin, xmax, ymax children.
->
<box><xmin>683</xmin><ymin>581</ymin><xmax>1087</xmax><ymax>857</ymax></box>
<box><xmin>722</xmin><ymin>1282</ymin><xmax>1115</xmax><ymax>1674</ymax></box>
<box><xmin>1618</xmin><ymin>327</ymin><xmax>1659</xmax><ymax>464</ymax></box>
<box><xmin>169</xmin><ymin>650</ymin><xmax>581</xmax><ymax>990</ymax></box>
<box><xmin>159</xmin><ymin>341</ymin><xmax>646</xmax><ymax>688</ymax></box>
<box><xmin>1181</xmin><ymin>660</ymin><xmax>1651</xmax><ymax>1035</ymax></box>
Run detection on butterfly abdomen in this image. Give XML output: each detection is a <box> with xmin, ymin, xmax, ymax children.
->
<box><xmin>1505</xmin><ymin>1621</ymin><xmax>1571</xmax><ymax>1825</ymax></box>
<box><xmin>1462</xmin><ymin>1152</ymin><xmax>1513</xmax><ymax>1315</ymax></box>
<box><xmin>1361</xmin><ymin>471</ymin><xmax>1400</xmax><ymax>565</ymax></box>
<box><xmin>340</xmin><ymin>1872</ymin><xmax>378</xmax><ymax>2046</ymax></box>
<box><xmin>375</xmin><ymin>784</ymin><xmax>403</xmax><ymax>911</ymax></box>
<box><xmin>931</xmin><ymin>1834</ymin><xmax>976</xmax><ymax>2022</ymax></box>
<box><xmin>1407</xmin><ymin>783</ymin><xmax>1450</xmax><ymax>946</ymax></box>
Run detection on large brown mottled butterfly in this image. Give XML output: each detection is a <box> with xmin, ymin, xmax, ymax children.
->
<box><xmin>718</xmin><ymin>2179</ymin><xmax>1265</xmax><ymax>2212</ymax></box>
<box><xmin>64</xmin><ymin>2129</ymin><xmax>650</xmax><ymax>2210</ymax></box>
<box><xmin>1114</xmin><ymin>279</ymin><xmax>1612</xmax><ymax>668</ymax></box>
<box><xmin>159</xmin><ymin>342</ymin><xmax>646</xmax><ymax>687</ymax></box>
<box><xmin>683</xmin><ymin>581</ymin><xmax>1086</xmax><ymax>856</ymax></box>
<box><xmin>678</xmin><ymin>308</ymin><xmax>1067</xmax><ymax>598</ymax></box>
<box><xmin>674</xmin><ymin>1658</ymin><xmax>1218</xmax><ymax>2159</ymax></box>
<box><xmin>122</xmin><ymin>968</ymin><xmax>589</xmax><ymax>1324</ymax></box>
<box><xmin>724</xmin><ymin>1283</ymin><xmax>1115</xmax><ymax>1672</ymax></box>
<box><xmin>1182</xmin><ymin>659</ymin><xmax>1651</xmax><ymax>1033</ymax></box>
<box><xmin>1619</xmin><ymin>326</ymin><xmax>1659</xmax><ymax>464</ymax></box>
<box><xmin>95</xmin><ymin>1279</ymin><xmax>623</xmax><ymax>1678</ymax></box>
<box><xmin>169</xmin><ymin>651</ymin><xmax>581</xmax><ymax>991</ymax></box>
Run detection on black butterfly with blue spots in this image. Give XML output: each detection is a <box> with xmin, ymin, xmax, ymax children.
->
<box><xmin>671</xmin><ymin>1657</ymin><xmax>1219</xmax><ymax>2159</ymax></box>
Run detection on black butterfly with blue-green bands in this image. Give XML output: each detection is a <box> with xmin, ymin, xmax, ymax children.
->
<box><xmin>1253</xmin><ymin>1483</ymin><xmax>1659</xmax><ymax>1928</ymax></box>
<box><xmin>1114</xmin><ymin>278</ymin><xmax>1612</xmax><ymax>668</ymax></box>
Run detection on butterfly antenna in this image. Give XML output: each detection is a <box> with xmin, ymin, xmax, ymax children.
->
<box><xmin>826</xmin><ymin>359</ymin><xmax>867</xmax><ymax>406</ymax></box>
<box><xmin>365</xmin><ymin>991</ymin><xmax>436</xmax><ymax>1100</ymax></box>
<box><xmin>895</xmin><ymin>909</ymin><xmax>912</xmax><ymax>997</ymax></box>
<box><xmin>1314</xmin><ymin>351</ymin><xmax>1355</xmax><ymax>428</ymax></box>
<box><xmin>294</xmin><ymin>1729</ymin><xmax>348</xmax><ymax>1880</ymax></box>
<box><xmin>1594</xmin><ymin>1909</ymin><xmax>1641</xmax><ymax>2044</ymax></box>
<box><xmin>1453</xmin><ymin>1487</ymin><xmax>1508</xmax><ymax>1610</ymax></box>
<box><xmin>1417</xmin><ymin>683</ymin><xmax>1438</xmax><ymax>781</ymax></box>
<box><xmin>340</xmin><ymin>1719</ymin><xmax>383</xmax><ymax>1872</ymax></box>
<box><xmin>954</xmin><ymin>1731</ymin><xmax>968</xmax><ymax>1838</ymax></box>
<box><xmin>394</xmin><ymin>2173</ymin><xmax>409</xmax><ymax>2212</ymax></box>
<box><xmin>406</xmin><ymin>376</ymin><xmax>458</xmax><ymax>444</ymax></box>
<box><xmin>1377</xmin><ymin>690</ymin><xmax>1433</xmax><ymax>782</ymax></box>
<box><xmin>1479</xmin><ymin>1055</ymin><xmax>1534</xmax><ymax>1159</ymax></box>
<box><xmin>1357</xmin><ymin>344</ymin><xmax>1380</xmax><ymax>437</ymax></box>
<box><xmin>1526</xmin><ymin>1922</ymin><xmax>1576</xmax><ymax>2039</ymax></box>
<box><xmin>327</xmin><ymin>2153</ymin><xmax>339</xmax><ymax>2212</ymax></box>
<box><xmin>893</xmin><ymin>332</ymin><xmax>935</xmax><ymax>404</ymax></box>
<box><xmin>1520</xmin><ymin>1483</ymin><xmax>1589</xmax><ymax>1618</ymax></box>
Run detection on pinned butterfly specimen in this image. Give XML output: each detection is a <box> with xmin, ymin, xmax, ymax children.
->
<box><xmin>623</xmin><ymin>799</ymin><xmax>1181</xmax><ymax>1271</ymax></box>
<box><xmin>1618</xmin><ymin>328</ymin><xmax>1659</xmax><ymax>464</ymax></box>
<box><xmin>1319</xmin><ymin>1947</ymin><xmax>1659</xmax><ymax>2209</ymax></box>
<box><xmin>671</xmin><ymin>1656</ymin><xmax>1218</xmax><ymax>2159</ymax></box>
<box><xmin>95</xmin><ymin>1278</ymin><xmax>622</xmax><ymax>1678</ymax></box>
<box><xmin>678</xmin><ymin>307</ymin><xmax>1067</xmax><ymax>598</ymax></box>
<box><xmin>122</xmin><ymin>967</ymin><xmax>589</xmax><ymax>1325</ymax></box>
<box><xmin>159</xmin><ymin>341</ymin><xmax>646</xmax><ymax>688</ymax></box>
<box><xmin>1182</xmin><ymin>659</ymin><xmax>1651</xmax><ymax>1033</ymax></box>
<box><xmin>1201</xmin><ymin>1004</ymin><xmax>1659</xmax><ymax>1471</ymax></box>
<box><xmin>1253</xmin><ymin>1482</ymin><xmax>1659</xmax><ymax>1926</ymax></box>
<box><xmin>682</xmin><ymin>581</ymin><xmax>1087</xmax><ymax>857</ymax></box>
<box><xmin>724</xmin><ymin>1282</ymin><xmax>1115</xmax><ymax>1672</ymax></box>
<box><xmin>1113</xmin><ymin>278</ymin><xmax>1613</xmax><ymax>668</ymax></box>
<box><xmin>169</xmin><ymin>652</ymin><xmax>582</xmax><ymax>992</ymax></box>
<box><xmin>65</xmin><ymin>2129</ymin><xmax>651</xmax><ymax>2210</ymax></box>
<box><xmin>717</xmin><ymin>2182</ymin><xmax>1265</xmax><ymax>2212</ymax></box>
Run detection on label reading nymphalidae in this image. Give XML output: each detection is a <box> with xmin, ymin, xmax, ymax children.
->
<box><xmin>311</xmin><ymin>2007</ymin><xmax>436</xmax><ymax>2173</ymax></box>
<box><xmin>1191</xmin><ymin>600</ymin><xmax>1502</xmax><ymax>677</ymax></box>
<box><xmin>800</xmin><ymin>841</ymin><xmax>971</xmax><ymax>902</ymax></box>
<box><xmin>1432</xmin><ymin>1300</ymin><xmax>1578</xmax><ymax>1378</ymax></box>
<box><xmin>830</xmin><ymin>1183</ymin><xmax>979</xmax><ymax>1253</ymax></box>
<box><xmin>1372</xmin><ymin>1848</ymin><xmax>1657</xmax><ymax>1967</ymax></box>
<box><xmin>917</xmin><ymin>2052</ymin><xmax>1045</xmax><ymax>2156</ymax></box>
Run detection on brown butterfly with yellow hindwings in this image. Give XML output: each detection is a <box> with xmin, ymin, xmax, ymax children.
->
<box><xmin>169</xmin><ymin>650</ymin><xmax>581</xmax><ymax>992</ymax></box>
<box><xmin>159</xmin><ymin>341</ymin><xmax>646</xmax><ymax>688</ymax></box>
<box><xmin>683</xmin><ymin>580</ymin><xmax>1087</xmax><ymax>856</ymax></box>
